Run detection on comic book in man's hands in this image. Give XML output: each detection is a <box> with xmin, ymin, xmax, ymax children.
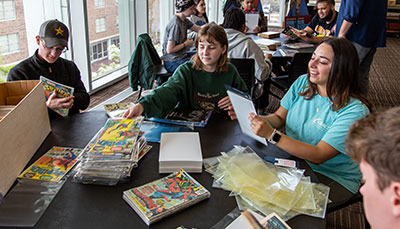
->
<box><xmin>40</xmin><ymin>76</ymin><xmax>74</xmax><ymax>117</ymax></box>
<box><xmin>149</xmin><ymin>109</ymin><xmax>212</xmax><ymax>127</ymax></box>
<box><xmin>123</xmin><ymin>169</ymin><xmax>210</xmax><ymax>226</ymax></box>
<box><xmin>104</xmin><ymin>102</ymin><xmax>135</xmax><ymax>118</ymax></box>
<box><xmin>18</xmin><ymin>147</ymin><xmax>83</xmax><ymax>182</ymax></box>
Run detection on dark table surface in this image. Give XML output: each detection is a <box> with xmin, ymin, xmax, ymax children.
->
<box><xmin>29</xmin><ymin>110</ymin><xmax>325</xmax><ymax>228</ymax></box>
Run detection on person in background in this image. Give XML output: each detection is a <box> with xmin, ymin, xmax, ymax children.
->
<box><xmin>240</xmin><ymin>0</ymin><xmax>268</xmax><ymax>33</ymax></box>
<box><xmin>346</xmin><ymin>106</ymin><xmax>400</xmax><ymax>229</ymax></box>
<box><xmin>188</xmin><ymin>0</ymin><xmax>209</xmax><ymax>39</ymax></box>
<box><xmin>221</xmin><ymin>7</ymin><xmax>272</xmax><ymax>101</ymax></box>
<box><xmin>123</xmin><ymin>23</ymin><xmax>247</xmax><ymax>119</ymax></box>
<box><xmin>7</xmin><ymin>19</ymin><xmax>89</xmax><ymax>119</ymax></box>
<box><xmin>163</xmin><ymin>0</ymin><xmax>202</xmax><ymax>73</ymax></box>
<box><xmin>229</xmin><ymin>38</ymin><xmax>372</xmax><ymax>207</ymax></box>
<box><xmin>336</xmin><ymin>0</ymin><xmax>387</xmax><ymax>95</ymax></box>
<box><xmin>291</xmin><ymin>0</ymin><xmax>337</xmax><ymax>44</ymax></box>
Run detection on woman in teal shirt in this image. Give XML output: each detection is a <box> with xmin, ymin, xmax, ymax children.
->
<box><xmin>231</xmin><ymin>38</ymin><xmax>372</xmax><ymax>206</ymax></box>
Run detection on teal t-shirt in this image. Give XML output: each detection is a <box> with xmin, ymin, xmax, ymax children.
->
<box><xmin>139</xmin><ymin>61</ymin><xmax>248</xmax><ymax>118</ymax></box>
<box><xmin>281</xmin><ymin>74</ymin><xmax>369</xmax><ymax>194</ymax></box>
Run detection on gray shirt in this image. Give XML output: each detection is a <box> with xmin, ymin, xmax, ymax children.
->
<box><xmin>162</xmin><ymin>15</ymin><xmax>194</xmax><ymax>62</ymax></box>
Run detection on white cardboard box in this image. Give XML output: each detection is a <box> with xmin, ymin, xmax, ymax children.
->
<box><xmin>0</xmin><ymin>80</ymin><xmax>51</xmax><ymax>197</ymax></box>
<box><xmin>159</xmin><ymin>132</ymin><xmax>203</xmax><ymax>173</ymax></box>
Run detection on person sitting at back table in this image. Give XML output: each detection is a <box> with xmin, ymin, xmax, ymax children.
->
<box><xmin>346</xmin><ymin>106</ymin><xmax>400</xmax><ymax>229</ymax></box>
<box><xmin>188</xmin><ymin>0</ymin><xmax>209</xmax><ymax>39</ymax></box>
<box><xmin>7</xmin><ymin>19</ymin><xmax>90</xmax><ymax>119</ymax></box>
<box><xmin>229</xmin><ymin>38</ymin><xmax>372</xmax><ymax>205</ymax></box>
<box><xmin>163</xmin><ymin>0</ymin><xmax>203</xmax><ymax>73</ymax></box>
<box><xmin>221</xmin><ymin>7</ymin><xmax>272</xmax><ymax>100</ymax></box>
<box><xmin>240</xmin><ymin>0</ymin><xmax>268</xmax><ymax>33</ymax></box>
<box><xmin>291</xmin><ymin>0</ymin><xmax>337</xmax><ymax>44</ymax></box>
<box><xmin>123</xmin><ymin>23</ymin><xmax>247</xmax><ymax>119</ymax></box>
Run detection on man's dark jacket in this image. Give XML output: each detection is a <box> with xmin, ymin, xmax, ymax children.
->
<box><xmin>7</xmin><ymin>50</ymin><xmax>90</xmax><ymax>118</ymax></box>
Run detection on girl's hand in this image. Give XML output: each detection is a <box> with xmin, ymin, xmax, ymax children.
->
<box><xmin>218</xmin><ymin>96</ymin><xmax>231</xmax><ymax>111</ymax></box>
<box><xmin>249</xmin><ymin>112</ymin><xmax>273</xmax><ymax>138</ymax></box>
<box><xmin>228</xmin><ymin>105</ymin><xmax>237</xmax><ymax>120</ymax></box>
<box><xmin>123</xmin><ymin>103</ymin><xmax>144</xmax><ymax>119</ymax></box>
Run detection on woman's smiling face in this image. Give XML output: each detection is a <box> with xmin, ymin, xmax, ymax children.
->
<box><xmin>308</xmin><ymin>43</ymin><xmax>334</xmax><ymax>91</ymax></box>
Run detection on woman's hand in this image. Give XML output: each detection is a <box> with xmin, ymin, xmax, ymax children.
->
<box><xmin>228</xmin><ymin>105</ymin><xmax>237</xmax><ymax>120</ymax></box>
<box><xmin>249</xmin><ymin>112</ymin><xmax>274</xmax><ymax>138</ymax></box>
<box><xmin>218</xmin><ymin>96</ymin><xmax>231</xmax><ymax>111</ymax></box>
<box><xmin>123</xmin><ymin>103</ymin><xmax>144</xmax><ymax>119</ymax></box>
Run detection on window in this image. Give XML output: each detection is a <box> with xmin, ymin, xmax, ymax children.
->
<box><xmin>0</xmin><ymin>33</ymin><xmax>19</xmax><ymax>54</ymax></box>
<box><xmin>94</xmin><ymin>0</ymin><xmax>105</xmax><ymax>8</ymax></box>
<box><xmin>95</xmin><ymin>17</ymin><xmax>106</xmax><ymax>33</ymax></box>
<box><xmin>90</xmin><ymin>40</ymin><xmax>108</xmax><ymax>62</ymax></box>
<box><xmin>262</xmin><ymin>0</ymin><xmax>285</xmax><ymax>26</ymax></box>
<box><xmin>0</xmin><ymin>0</ymin><xmax>16</xmax><ymax>21</ymax></box>
<box><xmin>111</xmin><ymin>37</ymin><xmax>119</xmax><ymax>47</ymax></box>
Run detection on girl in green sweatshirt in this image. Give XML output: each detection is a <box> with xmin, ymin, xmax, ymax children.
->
<box><xmin>124</xmin><ymin>23</ymin><xmax>247</xmax><ymax>119</ymax></box>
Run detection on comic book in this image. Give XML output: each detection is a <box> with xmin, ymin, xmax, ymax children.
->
<box><xmin>123</xmin><ymin>169</ymin><xmax>211</xmax><ymax>226</ymax></box>
<box><xmin>86</xmin><ymin>118</ymin><xmax>142</xmax><ymax>161</ymax></box>
<box><xmin>150</xmin><ymin>109</ymin><xmax>212</xmax><ymax>128</ymax></box>
<box><xmin>104</xmin><ymin>102</ymin><xmax>135</xmax><ymax>118</ymax></box>
<box><xmin>40</xmin><ymin>76</ymin><xmax>74</xmax><ymax>117</ymax></box>
<box><xmin>18</xmin><ymin>147</ymin><xmax>83</xmax><ymax>182</ymax></box>
<box><xmin>284</xmin><ymin>43</ymin><xmax>315</xmax><ymax>49</ymax></box>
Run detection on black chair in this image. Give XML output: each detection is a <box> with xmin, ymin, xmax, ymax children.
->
<box><xmin>128</xmin><ymin>33</ymin><xmax>172</xmax><ymax>100</ymax></box>
<box><xmin>230</xmin><ymin>58</ymin><xmax>255</xmax><ymax>99</ymax></box>
<box><xmin>267</xmin><ymin>52</ymin><xmax>312</xmax><ymax>99</ymax></box>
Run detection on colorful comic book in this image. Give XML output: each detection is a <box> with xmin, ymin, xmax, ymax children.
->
<box><xmin>40</xmin><ymin>76</ymin><xmax>74</xmax><ymax>117</ymax></box>
<box><xmin>104</xmin><ymin>102</ymin><xmax>135</xmax><ymax>118</ymax></box>
<box><xmin>86</xmin><ymin>118</ymin><xmax>142</xmax><ymax>161</ymax></box>
<box><xmin>123</xmin><ymin>169</ymin><xmax>211</xmax><ymax>226</ymax></box>
<box><xmin>150</xmin><ymin>109</ymin><xmax>212</xmax><ymax>128</ymax></box>
<box><xmin>18</xmin><ymin>147</ymin><xmax>83</xmax><ymax>182</ymax></box>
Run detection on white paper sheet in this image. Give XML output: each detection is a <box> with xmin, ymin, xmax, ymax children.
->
<box><xmin>245</xmin><ymin>13</ymin><xmax>259</xmax><ymax>33</ymax></box>
<box><xmin>227</xmin><ymin>90</ymin><xmax>268</xmax><ymax>146</ymax></box>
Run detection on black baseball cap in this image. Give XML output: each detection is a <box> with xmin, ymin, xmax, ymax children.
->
<box><xmin>38</xmin><ymin>19</ymin><xmax>69</xmax><ymax>48</ymax></box>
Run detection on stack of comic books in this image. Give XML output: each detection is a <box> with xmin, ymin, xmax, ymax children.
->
<box><xmin>123</xmin><ymin>169</ymin><xmax>210</xmax><ymax>226</ymax></box>
<box><xmin>73</xmin><ymin>118</ymin><xmax>151</xmax><ymax>185</ymax></box>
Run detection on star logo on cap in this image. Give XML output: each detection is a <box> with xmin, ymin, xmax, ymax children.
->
<box><xmin>55</xmin><ymin>26</ymin><xmax>64</xmax><ymax>36</ymax></box>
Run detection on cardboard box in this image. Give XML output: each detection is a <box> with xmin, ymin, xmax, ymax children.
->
<box><xmin>0</xmin><ymin>80</ymin><xmax>51</xmax><ymax>197</ymax></box>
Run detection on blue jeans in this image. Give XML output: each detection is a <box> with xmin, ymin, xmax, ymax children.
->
<box><xmin>164</xmin><ymin>56</ymin><xmax>191</xmax><ymax>73</ymax></box>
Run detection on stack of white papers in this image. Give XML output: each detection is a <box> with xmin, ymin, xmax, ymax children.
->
<box><xmin>159</xmin><ymin>132</ymin><xmax>203</xmax><ymax>173</ymax></box>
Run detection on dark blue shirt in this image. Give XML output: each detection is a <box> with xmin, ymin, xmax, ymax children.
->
<box><xmin>336</xmin><ymin>0</ymin><xmax>387</xmax><ymax>48</ymax></box>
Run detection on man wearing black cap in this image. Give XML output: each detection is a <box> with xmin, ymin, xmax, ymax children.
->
<box><xmin>7</xmin><ymin>19</ymin><xmax>90</xmax><ymax>118</ymax></box>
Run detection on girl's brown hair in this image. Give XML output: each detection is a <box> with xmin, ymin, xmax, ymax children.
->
<box><xmin>191</xmin><ymin>22</ymin><xmax>229</xmax><ymax>72</ymax></box>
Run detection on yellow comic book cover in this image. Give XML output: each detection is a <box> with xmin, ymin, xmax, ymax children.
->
<box><xmin>87</xmin><ymin>118</ymin><xmax>142</xmax><ymax>161</ymax></box>
<box><xmin>18</xmin><ymin>147</ymin><xmax>83</xmax><ymax>182</ymax></box>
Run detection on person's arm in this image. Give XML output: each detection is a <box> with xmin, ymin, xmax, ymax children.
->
<box><xmin>70</xmin><ymin>64</ymin><xmax>90</xmax><ymax>111</ymax></box>
<box><xmin>166</xmin><ymin>39</ymin><xmax>193</xmax><ymax>54</ymax></box>
<box><xmin>190</xmin><ymin>24</ymin><xmax>202</xmax><ymax>32</ymax></box>
<box><xmin>338</xmin><ymin>19</ymin><xmax>353</xmax><ymax>38</ymax></box>
<box><xmin>123</xmin><ymin>103</ymin><xmax>144</xmax><ymax>118</ymax></box>
<box><xmin>249</xmin><ymin>107</ymin><xmax>340</xmax><ymax>164</ymax></box>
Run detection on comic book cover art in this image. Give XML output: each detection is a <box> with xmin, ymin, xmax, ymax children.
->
<box><xmin>87</xmin><ymin>118</ymin><xmax>142</xmax><ymax>161</ymax></box>
<box><xmin>40</xmin><ymin>76</ymin><xmax>74</xmax><ymax>117</ymax></box>
<box><xmin>104</xmin><ymin>102</ymin><xmax>135</xmax><ymax>118</ymax></box>
<box><xmin>123</xmin><ymin>169</ymin><xmax>210</xmax><ymax>225</ymax></box>
<box><xmin>18</xmin><ymin>147</ymin><xmax>83</xmax><ymax>182</ymax></box>
<box><xmin>150</xmin><ymin>109</ymin><xmax>212</xmax><ymax>128</ymax></box>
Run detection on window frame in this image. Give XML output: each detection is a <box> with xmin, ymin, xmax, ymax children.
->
<box><xmin>0</xmin><ymin>33</ymin><xmax>20</xmax><ymax>54</ymax></box>
<box><xmin>0</xmin><ymin>0</ymin><xmax>16</xmax><ymax>21</ymax></box>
